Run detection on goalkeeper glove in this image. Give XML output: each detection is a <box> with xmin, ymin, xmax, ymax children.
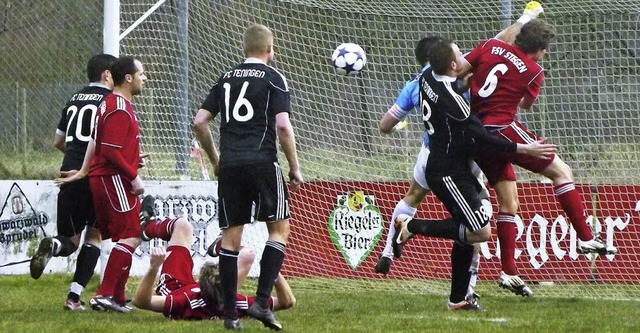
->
<box><xmin>518</xmin><ymin>1</ymin><xmax>544</xmax><ymax>24</ymax></box>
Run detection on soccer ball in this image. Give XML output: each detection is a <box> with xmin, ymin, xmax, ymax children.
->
<box><xmin>331</xmin><ymin>43</ymin><xmax>367</xmax><ymax>76</ymax></box>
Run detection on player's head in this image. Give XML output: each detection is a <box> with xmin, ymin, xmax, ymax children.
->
<box><xmin>243</xmin><ymin>24</ymin><xmax>274</xmax><ymax>62</ymax></box>
<box><xmin>415</xmin><ymin>36</ymin><xmax>444</xmax><ymax>66</ymax></box>
<box><xmin>87</xmin><ymin>54</ymin><xmax>117</xmax><ymax>85</ymax></box>
<box><xmin>198</xmin><ymin>263</ymin><xmax>223</xmax><ymax>307</ymax></box>
<box><xmin>111</xmin><ymin>56</ymin><xmax>147</xmax><ymax>95</ymax></box>
<box><xmin>429</xmin><ymin>39</ymin><xmax>464</xmax><ymax>76</ymax></box>
<box><xmin>515</xmin><ymin>19</ymin><xmax>556</xmax><ymax>60</ymax></box>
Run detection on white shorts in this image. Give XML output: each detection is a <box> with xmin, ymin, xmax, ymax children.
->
<box><xmin>412</xmin><ymin>144</ymin><xmax>490</xmax><ymax>200</ymax></box>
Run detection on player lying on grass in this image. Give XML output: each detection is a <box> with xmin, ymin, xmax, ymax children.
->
<box><xmin>132</xmin><ymin>197</ymin><xmax>295</xmax><ymax>321</ymax></box>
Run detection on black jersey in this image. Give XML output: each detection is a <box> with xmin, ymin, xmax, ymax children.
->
<box><xmin>200</xmin><ymin>58</ymin><xmax>290</xmax><ymax>168</ymax></box>
<box><xmin>419</xmin><ymin>68</ymin><xmax>516</xmax><ymax>174</ymax></box>
<box><xmin>56</xmin><ymin>84</ymin><xmax>111</xmax><ymax>171</ymax></box>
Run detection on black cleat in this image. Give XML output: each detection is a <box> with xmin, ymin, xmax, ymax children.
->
<box><xmin>89</xmin><ymin>296</ymin><xmax>130</xmax><ymax>313</ymax></box>
<box><xmin>247</xmin><ymin>302</ymin><xmax>282</xmax><ymax>331</ymax></box>
<box><xmin>207</xmin><ymin>233</ymin><xmax>223</xmax><ymax>257</ymax></box>
<box><xmin>30</xmin><ymin>237</ymin><xmax>54</xmax><ymax>279</ymax></box>
<box><xmin>139</xmin><ymin>195</ymin><xmax>156</xmax><ymax>241</ymax></box>
<box><xmin>374</xmin><ymin>256</ymin><xmax>392</xmax><ymax>274</ymax></box>
<box><xmin>224</xmin><ymin>318</ymin><xmax>242</xmax><ymax>330</ymax></box>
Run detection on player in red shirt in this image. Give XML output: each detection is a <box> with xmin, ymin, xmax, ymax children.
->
<box><xmin>461</xmin><ymin>17</ymin><xmax>616</xmax><ymax>296</ymax></box>
<box><xmin>87</xmin><ymin>56</ymin><xmax>148</xmax><ymax>312</ymax></box>
<box><xmin>132</xmin><ymin>204</ymin><xmax>295</xmax><ymax>321</ymax></box>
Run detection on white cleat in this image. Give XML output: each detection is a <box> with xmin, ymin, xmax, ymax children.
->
<box><xmin>498</xmin><ymin>271</ymin><xmax>533</xmax><ymax>297</ymax></box>
<box><xmin>391</xmin><ymin>214</ymin><xmax>414</xmax><ymax>258</ymax></box>
<box><xmin>579</xmin><ymin>237</ymin><xmax>617</xmax><ymax>255</ymax></box>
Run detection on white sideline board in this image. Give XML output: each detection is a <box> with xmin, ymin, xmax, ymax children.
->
<box><xmin>0</xmin><ymin>180</ymin><xmax>268</xmax><ymax>277</ymax></box>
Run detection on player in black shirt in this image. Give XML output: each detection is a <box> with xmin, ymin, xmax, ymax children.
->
<box><xmin>392</xmin><ymin>40</ymin><xmax>555</xmax><ymax>310</ymax></box>
<box><xmin>193</xmin><ymin>24</ymin><xmax>303</xmax><ymax>331</ymax></box>
<box><xmin>30</xmin><ymin>54</ymin><xmax>116</xmax><ymax>311</ymax></box>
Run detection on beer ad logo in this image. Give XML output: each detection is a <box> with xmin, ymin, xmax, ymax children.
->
<box><xmin>328</xmin><ymin>191</ymin><xmax>383</xmax><ymax>270</ymax></box>
<box><xmin>0</xmin><ymin>183</ymin><xmax>49</xmax><ymax>244</ymax></box>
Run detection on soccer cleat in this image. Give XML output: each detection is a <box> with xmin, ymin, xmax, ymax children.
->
<box><xmin>523</xmin><ymin>1</ymin><xmax>544</xmax><ymax>18</ymax></box>
<box><xmin>139</xmin><ymin>195</ymin><xmax>156</xmax><ymax>241</ymax></box>
<box><xmin>30</xmin><ymin>237</ymin><xmax>55</xmax><ymax>279</ymax></box>
<box><xmin>63</xmin><ymin>299</ymin><xmax>86</xmax><ymax>311</ymax></box>
<box><xmin>89</xmin><ymin>295</ymin><xmax>129</xmax><ymax>313</ymax></box>
<box><xmin>374</xmin><ymin>256</ymin><xmax>392</xmax><ymax>274</ymax></box>
<box><xmin>447</xmin><ymin>296</ymin><xmax>484</xmax><ymax>311</ymax></box>
<box><xmin>579</xmin><ymin>237</ymin><xmax>617</xmax><ymax>255</ymax></box>
<box><xmin>498</xmin><ymin>271</ymin><xmax>533</xmax><ymax>297</ymax></box>
<box><xmin>206</xmin><ymin>232</ymin><xmax>223</xmax><ymax>257</ymax></box>
<box><xmin>224</xmin><ymin>318</ymin><xmax>243</xmax><ymax>330</ymax></box>
<box><xmin>247</xmin><ymin>302</ymin><xmax>282</xmax><ymax>331</ymax></box>
<box><xmin>391</xmin><ymin>214</ymin><xmax>414</xmax><ymax>258</ymax></box>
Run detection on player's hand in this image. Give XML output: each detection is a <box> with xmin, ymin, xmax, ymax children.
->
<box><xmin>459</xmin><ymin>72</ymin><xmax>473</xmax><ymax>91</ymax></box>
<box><xmin>288</xmin><ymin>169</ymin><xmax>303</xmax><ymax>192</ymax></box>
<box><xmin>149</xmin><ymin>247</ymin><xmax>168</xmax><ymax>269</ymax></box>
<box><xmin>523</xmin><ymin>1</ymin><xmax>543</xmax><ymax>19</ymax></box>
<box><xmin>517</xmin><ymin>138</ymin><xmax>556</xmax><ymax>159</ymax></box>
<box><xmin>54</xmin><ymin>170</ymin><xmax>86</xmax><ymax>186</ymax></box>
<box><xmin>139</xmin><ymin>152</ymin><xmax>150</xmax><ymax>169</ymax></box>
<box><xmin>131</xmin><ymin>175</ymin><xmax>145</xmax><ymax>195</ymax></box>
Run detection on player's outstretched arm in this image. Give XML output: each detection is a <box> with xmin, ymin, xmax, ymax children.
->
<box><xmin>516</xmin><ymin>139</ymin><xmax>557</xmax><ymax>159</ymax></box>
<box><xmin>276</xmin><ymin>112</ymin><xmax>303</xmax><ymax>191</ymax></box>
<box><xmin>132</xmin><ymin>247</ymin><xmax>167</xmax><ymax>312</ymax></box>
<box><xmin>379</xmin><ymin>105</ymin><xmax>408</xmax><ymax>134</ymax></box>
<box><xmin>193</xmin><ymin>108</ymin><xmax>220</xmax><ymax>177</ymax></box>
<box><xmin>54</xmin><ymin>139</ymin><xmax>96</xmax><ymax>185</ymax></box>
<box><xmin>495</xmin><ymin>1</ymin><xmax>544</xmax><ymax>44</ymax></box>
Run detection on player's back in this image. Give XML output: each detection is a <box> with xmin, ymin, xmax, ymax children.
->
<box><xmin>465</xmin><ymin>39</ymin><xmax>543</xmax><ymax>126</ymax></box>
<box><xmin>215</xmin><ymin>61</ymin><xmax>290</xmax><ymax>168</ymax></box>
<box><xmin>419</xmin><ymin>68</ymin><xmax>475</xmax><ymax>167</ymax></box>
<box><xmin>58</xmin><ymin>85</ymin><xmax>111</xmax><ymax>171</ymax></box>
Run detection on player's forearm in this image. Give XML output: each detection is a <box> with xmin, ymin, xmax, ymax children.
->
<box><xmin>273</xmin><ymin>274</ymin><xmax>296</xmax><ymax>311</ymax></box>
<box><xmin>277</xmin><ymin>126</ymin><xmax>300</xmax><ymax>172</ymax></box>
<box><xmin>132</xmin><ymin>266</ymin><xmax>160</xmax><ymax>310</ymax></box>
<box><xmin>102</xmin><ymin>145</ymin><xmax>138</xmax><ymax>181</ymax></box>
<box><xmin>53</xmin><ymin>134</ymin><xmax>65</xmax><ymax>153</ymax></box>
<box><xmin>193</xmin><ymin>122</ymin><xmax>219</xmax><ymax>168</ymax></box>
<box><xmin>78</xmin><ymin>139</ymin><xmax>96</xmax><ymax>177</ymax></box>
<box><xmin>379</xmin><ymin>106</ymin><xmax>406</xmax><ymax>134</ymax></box>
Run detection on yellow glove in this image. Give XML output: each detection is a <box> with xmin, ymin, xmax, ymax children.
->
<box><xmin>519</xmin><ymin>1</ymin><xmax>544</xmax><ymax>24</ymax></box>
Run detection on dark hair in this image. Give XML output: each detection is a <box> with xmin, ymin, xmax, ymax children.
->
<box><xmin>87</xmin><ymin>54</ymin><xmax>117</xmax><ymax>83</ymax></box>
<box><xmin>415</xmin><ymin>36</ymin><xmax>444</xmax><ymax>66</ymax></box>
<box><xmin>515</xmin><ymin>19</ymin><xmax>556</xmax><ymax>54</ymax></box>
<box><xmin>111</xmin><ymin>56</ymin><xmax>139</xmax><ymax>86</ymax></box>
<box><xmin>429</xmin><ymin>39</ymin><xmax>456</xmax><ymax>75</ymax></box>
<box><xmin>198</xmin><ymin>264</ymin><xmax>222</xmax><ymax>308</ymax></box>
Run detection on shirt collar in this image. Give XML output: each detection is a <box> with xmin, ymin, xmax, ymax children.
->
<box><xmin>244</xmin><ymin>57</ymin><xmax>266</xmax><ymax>64</ymax></box>
<box><xmin>88</xmin><ymin>82</ymin><xmax>111</xmax><ymax>89</ymax></box>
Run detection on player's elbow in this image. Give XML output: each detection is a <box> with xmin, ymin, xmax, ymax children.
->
<box><xmin>131</xmin><ymin>296</ymin><xmax>149</xmax><ymax>310</ymax></box>
<box><xmin>280</xmin><ymin>295</ymin><xmax>296</xmax><ymax>310</ymax></box>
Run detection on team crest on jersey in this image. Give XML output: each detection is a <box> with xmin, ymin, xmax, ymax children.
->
<box><xmin>328</xmin><ymin>191</ymin><xmax>383</xmax><ymax>270</ymax></box>
<box><xmin>0</xmin><ymin>183</ymin><xmax>49</xmax><ymax>244</ymax></box>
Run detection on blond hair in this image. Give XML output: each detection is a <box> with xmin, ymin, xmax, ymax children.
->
<box><xmin>243</xmin><ymin>24</ymin><xmax>273</xmax><ymax>56</ymax></box>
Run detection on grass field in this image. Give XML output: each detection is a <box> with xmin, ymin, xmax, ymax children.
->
<box><xmin>1</xmin><ymin>274</ymin><xmax>638</xmax><ymax>333</ymax></box>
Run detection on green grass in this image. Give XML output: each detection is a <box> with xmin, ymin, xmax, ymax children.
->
<box><xmin>1</xmin><ymin>274</ymin><xmax>638</xmax><ymax>333</ymax></box>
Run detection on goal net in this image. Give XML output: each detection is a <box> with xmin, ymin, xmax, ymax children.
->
<box><xmin>0</xmin><ymin>0</ymin><xmax>638</xmax><ymax>300</ymax></box>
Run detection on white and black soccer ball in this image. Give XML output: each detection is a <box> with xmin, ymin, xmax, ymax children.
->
<box><xmin>331</xmin><ymin>43</ymin><xmax>367</xmax><ymax>76</ymax></box>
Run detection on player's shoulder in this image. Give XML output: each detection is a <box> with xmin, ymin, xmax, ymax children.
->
<box><xmin>262</xmin><ymin>64</ymin><xmax>289</xmax><ymax>91</ymax></box>
<box><xmin>100</xmin><ymin>94</ymin><xmax>131</xmax><ymax>117</ymax></box>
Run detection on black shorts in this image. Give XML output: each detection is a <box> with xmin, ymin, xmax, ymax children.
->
<box><xmin>426</xmin><ymin>171</ymin><xmax>490</xmax><ymax>232</ymax></box>
<box><xmin>218</xmin><ymin>161</ymin><xmax>290</xmax><ymax>228</ymax></box>
<box><xmin>57</xmin><ymin>177</ymin><xmax>96</xmax><ymax>237</ymax></box>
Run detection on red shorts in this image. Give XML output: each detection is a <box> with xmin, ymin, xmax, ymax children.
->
<box><xmin>476</xmin><ymin>121</ymin><xmax>555</xmax><ymax>186</ymax></box>
<box><xmin>89</xmin><ymin>175</ymin><xmax>141</xmax><ymax>241</ymax></box>
<box><xmin>156</xmin><ymin>245</ymin><xmax>196</xmax><ymax>296</ymax></box>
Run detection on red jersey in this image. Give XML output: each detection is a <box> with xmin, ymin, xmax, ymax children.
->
<box><xmin>163</xmin><ymin>284</ymin><xmax>272</xmax><ymax>320</ymax></box>
<box><xmin>89</xmin><ymin>93</ymin><xmax>140</xmax><ymax>181</ymax></box>
<box><xmin>465</xmin><ymin>39</ymin><xmax>544</xmax><ymax>126</ymax></box>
